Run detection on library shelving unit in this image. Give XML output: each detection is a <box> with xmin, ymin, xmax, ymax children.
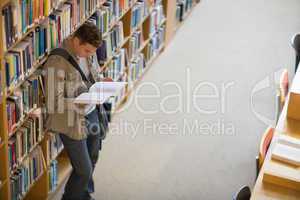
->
<box><xmin>0</xmin><ymin>0</ymin><xmax>199</xmax><ymax>199</ymax></box>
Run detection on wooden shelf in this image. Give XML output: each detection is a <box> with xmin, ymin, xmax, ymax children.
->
<box><xmin>19</xmin><ymin>167</ymin><xmax>46</xmax><ymax>200</ymax></box>
<box><xmin>0</xmin><ymin>141</ymin><xmax>5</xmax><ymax>149</ymax></box>
<box><xmin>0</xmin><ymin>179</ymin><xmax>8</xmax><ymax>200</ymax></box>
<box><xmin>0</xmin><ymin>179</ymin><xmax>7</xmax><ymax>190</ymax></box>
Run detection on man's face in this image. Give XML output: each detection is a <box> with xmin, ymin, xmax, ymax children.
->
<box><xmin>73</xmin><ymin>37</ymin><xmax>97</xmax><ymax>58</ymax></box>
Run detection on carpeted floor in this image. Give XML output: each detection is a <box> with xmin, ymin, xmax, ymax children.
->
<box><xmin>53</xmin><ymin>0</ymin><xmax>300</xmax><ymax>199</ymax></box>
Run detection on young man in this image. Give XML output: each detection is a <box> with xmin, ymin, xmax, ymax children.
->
<box><xmin>44</xmin><ymin>22</ymin><xmax>108</xmax><ymax>200</ymax></box>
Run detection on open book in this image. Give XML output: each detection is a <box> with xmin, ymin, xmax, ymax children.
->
<box><xmin>73</xmin><ymin>82</ymin><xmax>127</xmax><ymax>104</ymax></box>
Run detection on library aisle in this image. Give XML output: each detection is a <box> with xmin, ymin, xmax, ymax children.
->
<box><xmin>53</xmin><ymin>0</ymin><xmax>300</xmax><ymax>199</ymax></box>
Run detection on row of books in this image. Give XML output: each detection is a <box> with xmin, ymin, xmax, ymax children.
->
<box><xmin>48</xmin><ymin>134</ymin><xmax>64</xmax><ymax>161</ymax></box>
<box><xmin>96</xmin><ymin>21</ymin><xmax>125</xmax><ymax>65</ymax></box>
<box><xmin>149</xmin><ymin>4</ymin><xmax>166</xmax><ymax>35</ymax></box>
<box><xmin>128</xmin><ymin>30</ymin><xmax>144</xmax><ymax>61</ymax></box>
<box><xmin>49</xmin><ymin>160</ymin><xmax>58</xmax><ymax>192</ymax></box>
<box><xmin>5</xmin><ymin>26</ymin><xmax>48</xmax><ymax>88</ymax></box>
<box><xmin>48</xmin><ymin>0</ymin><xmax>104</xmax><ymax>49</ymax></box>
<box><xmin>103</xmin><ymin>48</ymin><xmax>127</xmax><ymax>81</ymax></box>
<box><xmin>103</xmin><ymin>0</ymin><xmax>123</xmax><ymax>24</ymax></box>
<box><xmin>8</xmin><ymin>111</ymin><xmax>43</xmax><ymax>171</ymax></box>
<box><xmin>89</xmin><ymin>0</ymin><xmax>137</xmax><ymax>35</ymax></box>
<box><xmin>2</xmin><ymin>0</ymin><xmax>136</xmax><ymax>51</ymax></box>
<box><xmin>128</xmin><ymin>53</ymin><xmax>146</xmax><ymax>86</ymax></box>
<box><xmin>147</xmin><ymin>25</ymin><xmax>165</xmax><ymax>59</ymax></box>
<box><xmin>6</xmin><ymin>76</ymin><xmax>44</xmax><ymax>134</ymax></box>
<box><xmin>90</xmin><ymin>8</ymin><xmax>112</xmax><ymax>36</ymax></box>
<box><xmin>1</xmin><ymin>0</ymin><xmax>53</xmax><ymax>50</ymax></box>
<box><xmin>3</xmin><ymin>0</ymin><xmax>157</xmax><ymax>90</ymax></box>
<box><xmin>131</xmin><ymin>0</ymin><xmax>149</xmax><ymax>29</ymax></box>
<box><xmin>48</xmin><ymin>3</ymin><xmax>73</xmax><ymax>49</ymax></box>
<box><xmin>176</xmin><ymin>0</ymin><xmax>194</xmax><ymax>22</ymax></box>
<box><xmin>10</xmin><ymin>146</ymin><xmax>45</xmax><ymax>200</ymax></box>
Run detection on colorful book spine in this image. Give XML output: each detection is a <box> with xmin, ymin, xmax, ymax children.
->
<box><xmin>6</xmin><ymin>76</ymin><xmax>44</xmax><ymax>135</ymax></box>
<box><xmin>48</xmin><ymin>3</ymin><xmax>73</xmax><ymax>47</ymax></box>
<box><xmin>149</xmin><ymin>3</ymin><xmax>165</xmax><ymax>36</ymax></box>
<box><xmin>146</xmin><ymin>25</ymin><xmax>165</xmax><ymax>62</ymax></box>
<box><xmin>10</xmin><ymin>146</ymin><xmax>45</xmax><ymax>200</ymax></box>
<box><xmin>103</xmin><ymin>48</ymin><xmax>127</xmax><ymax>81</ymax></box>
<box><xmin>176</xmin><ymin>0</ymin><xmax>193</xmax><ymax>22</ymax></box>
<box><xmin>6</xmin><ymin>97</ymin><xmax>22</xmax><ymax>135</ymax></box>
<box><xmin>48</xmin><ymin>134</ymin><xmax>63</xmax><ymax>161</ymax></box>
<box><xmin>96</xmin><ymin>21</ymin><xmax>124</xmax><ymax>66</ymax></box>
<box><xmin>8</xmin><ymin>112</ymin><xmax>43</xmax><ymax>171</ymax></box>
<box><xmin>1</xmin><ymin>0</ymin><xmax>52</xmax><ymax>50</ymax></box>
<box><xmin>5</xmin><ymin>25</ymin><xmax>48</xmax><ymax>88</ymax></box>
<box><xmin>90</xmin><ymin>7</ymin><xmax>111</xmax><ymax>35</ymax></box>
<box><xmin>128</xmin><ymin>30</ymin><xmax>144</xmax><ymax>61</ymax></box>
<box><xmin>49</xmin><ymin>160</ymin><xmax>58</xmax><ymax>192</ymax></box>
<box><xmin>131</xmin><ymin>0</ymin><xmax>148</xmax><ymax>29</ymax></box>
<box><xmin>128</xmin><ymin>53</ymin><xmax>145</xmax><ymax>86</ymax></box>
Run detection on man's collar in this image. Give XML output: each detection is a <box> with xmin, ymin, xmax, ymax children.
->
<box><xmin>62</xmin><ymin>38</ymin><xmax>79</xmax><ymax>61</ymax></box>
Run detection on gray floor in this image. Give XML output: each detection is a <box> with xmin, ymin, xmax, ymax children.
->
<box><xmin>54</xmin><ymin>0</ymin><xmax>300</xmax><ymax>199</ymax></box>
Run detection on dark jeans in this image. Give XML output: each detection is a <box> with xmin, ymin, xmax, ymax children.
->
<box><xmin>59</xmin><ymin>133</ymin><xmax>102</xmax><ymax>200</ymax></box>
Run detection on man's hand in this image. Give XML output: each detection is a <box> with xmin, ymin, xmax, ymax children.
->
<box><xmin>101</xmin><ymin>77</ymin><xmax>113</xmax><ymax>82</ymax></box>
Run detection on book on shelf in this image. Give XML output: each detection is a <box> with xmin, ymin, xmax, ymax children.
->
<box><xmin>128</xmin><ymin>53</ymin><xmax>145</xmax><ymax>86</ymax></box>
<box><xmin>74</xmin><ymin>81</ymin><xmax>127</xmax><ymax>104</ymax></box>
<box><xmin>176</xmin><ymin>0</ymin><xmax>193</xmax><ymax>22</ymax></box>
<box><xmin>103</xmin><ymin>0</ymin><xmax>133</xmax><ymax>23</ymax></box>
<box><xmin>90</xmin><ymin>8</ymin><xmax>111</xmax><ymax>35</ymax></box>
<box><xmin>103</xmin><ymin>48</ymin><xmax>128</xmax><ymax>81</ymax></box>
<box><xmin>6</xmin><ymin>76</ymin><xmax>45</xmax><ymax>134</ymax></box>
<box><xmin>1</xmin><ymin>0</ymin><xmax>52</xmax><ymax>51</ymax></box>
<box><xmin>128</xmin><ymin>30</ymin><xmax>144</xmax><ymax>61</ymax></box>
<box><xmin>49</xmin><ymin>3</ymin><xmax>72</xmax><ymax>47</ymax></box>
<box><xmin>149</xmin><ymin>3</ymin><xmax>165</xmax><ymax>35</ymax></box>
<box><xmin>131</xmin><ymin>0</ymin><xmax>149</xmax><ymax>29</ymax></box>
<box><xmin>96</xmin><ymin>21</ymin><xmax>124</xmax><ymax>66</ymax></box>
<box><xmin>8</xmin><ymin>109</ymin><xmax>44</xmax><ymax>171</ymax></box>
<box><xmin>49</xmin><ymin>159</ymin><xmax>58</xmax><ymax>193</ymax></box>
<box><xmin>10</xmin><ymin>146</ymin><xmax>45</xmax><ymax>200</ymax></box>
<box><xmin>48</xmin><ymin>133</ymin><xmax>64</xmax><ymax>161</ymax></box>
<box><xmin>146</xmin><ymin>25</ymin><xmax>165</xmax><ymax>61</ymax></box>
<box><xmin>5</xmin><ymin>24</ymin><xmax>48</xmax><ymax>88</ymax></box>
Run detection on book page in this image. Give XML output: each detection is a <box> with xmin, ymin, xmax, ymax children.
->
<box><xmin>73</xmin><ymin>92</ymin><xmax>112</xmax><ymax>105</ymax></box>
<box><xmin>89</xmin><ymin>82</ymin><xmax>127</xmax><ymax>93</ymax></box>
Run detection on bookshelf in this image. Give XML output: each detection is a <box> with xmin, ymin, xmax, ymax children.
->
<box><xmin>0</xmin><ymin>0</ymin><xmax>199</xmax><ymax>199</ymax></box>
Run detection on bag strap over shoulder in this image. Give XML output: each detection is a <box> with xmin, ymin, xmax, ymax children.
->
<box><xmin>49</xmin><ymin>48</ymin><xmax>90</xmax><ymax>85</ymax></box>
<box><xmin>49</xmin><ymin>48</ymin><xmax>111</xmax><ymax>127</ymax></box>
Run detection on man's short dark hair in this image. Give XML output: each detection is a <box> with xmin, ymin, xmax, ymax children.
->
<box><xmin>74</xmin><ymin>21</ymin><xmax>102</xmax><ymax>48</ymax></box>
